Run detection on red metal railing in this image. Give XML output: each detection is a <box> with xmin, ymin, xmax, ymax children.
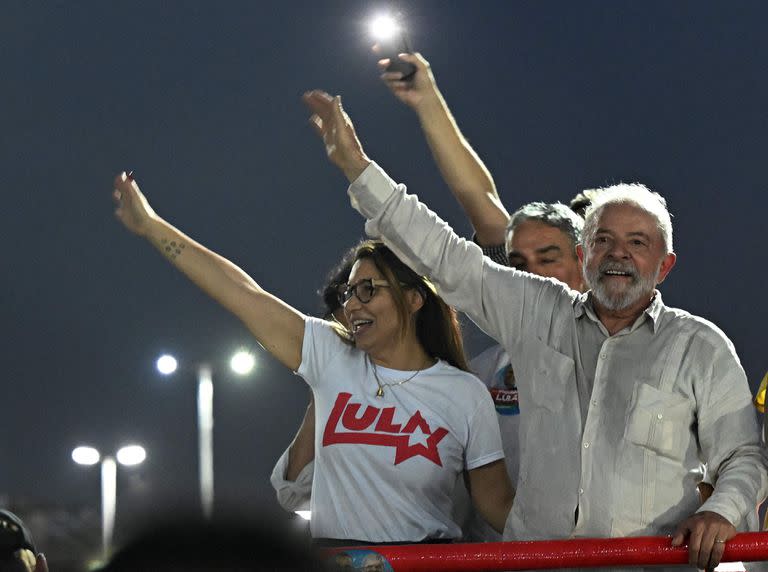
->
<box><xmin>325</xmin><ymin>532</ymin><xmax>768</xmax><ymax>571</ymax></box>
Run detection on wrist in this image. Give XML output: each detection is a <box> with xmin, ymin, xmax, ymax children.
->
<box><xmin>144</xmin><ymin>215</ymin><xmax>170</xmax><ymax>243</ymax></box>
<box><xmin>341</xmin><ymin>153</ymin><xmax>372</xmax><ymax>183</ymax></box>
<box><xmin>413</xmin><ymin>88</ymin><xmax>444</xmax><ymax>115</ymax></box>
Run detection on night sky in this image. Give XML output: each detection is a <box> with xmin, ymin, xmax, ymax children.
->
<box><xmin>3</xmin><ymin>0</ymin><xmax>768</xmax><ymax>537</ymax></box>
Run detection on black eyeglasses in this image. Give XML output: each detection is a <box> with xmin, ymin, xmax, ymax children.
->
<box><xmin>338</xmin><ymin>279</ymin><xmax>392</xmax><ymax>305</ymax></box>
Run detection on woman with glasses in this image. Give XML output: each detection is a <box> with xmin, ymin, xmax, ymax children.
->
<box><xmin>112</xmin><ymin>172</ymin><xmax>514</xmax><ymax>545</ymax></box>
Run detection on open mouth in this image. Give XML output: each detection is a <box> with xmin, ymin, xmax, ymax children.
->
<box><xmin>351</xmin><ymin>319</ymin><xmax>374</xmax><ymax>335</ymax></box>
<box><xmin>602</xmin><ymin>269</ymin><xmax>633</xmax><ymax>278</ymax></box>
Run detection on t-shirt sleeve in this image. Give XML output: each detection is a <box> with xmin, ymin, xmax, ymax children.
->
<box><xmin>464</xmin><ymin>382</ymin><xmax>505</xmax><ymax>471</ymax></box>
<box><xmin>296</xmin><ymin>316</ymin><xmax>348</xmax><ymax>388</ymax></box>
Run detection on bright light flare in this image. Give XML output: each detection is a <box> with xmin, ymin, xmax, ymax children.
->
<box><xmin>156</xmin><ymin>354</ymin><xmax>178</xmax><ymax>375</ymax></box>
<box><xmin>116</xmin><ymin>445</ymin><xmax>146</xmax><ymax>466</ymax></box>
<box><xmin>72</xmin><ymin>446</ymin><xmax>101</xmax><ymax>465</ymax></box>
<box><xmin>369</xmin><ymin>15</ymin><xmax>400</xmax><ymax>41</ymax></box>
<box><xmin>295</xmin><ymin>510</ymin><xmax>312</xmax><ymax>521</ymax></box>
<box><xmin>230</xmin><ymin>350</ymin><xmax>256</xmax><ymax>375</ymax></box>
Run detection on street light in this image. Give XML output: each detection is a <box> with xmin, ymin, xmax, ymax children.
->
<box><xmin>155</xmin><ymin>349</ymin><xmax>256</xmax><ymax>518</ymax></box>
<box><xmin>72</xmin><ymin>444</ymin><xmax>146</xmax><ymax>561</ymax></box>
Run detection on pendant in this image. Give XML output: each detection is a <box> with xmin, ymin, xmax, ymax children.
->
<box><xmin>376</xmin><ymin>387</ymin><xmax>384</xmax><ymax>397</ymax></box>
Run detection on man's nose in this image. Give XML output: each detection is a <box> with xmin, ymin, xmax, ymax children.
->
<box><xmin>608</xmin><ymin>242</ymin><xmax>630</xmax><ymax>258</ymax></box>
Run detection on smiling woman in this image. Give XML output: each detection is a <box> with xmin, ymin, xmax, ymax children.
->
<box><xmin>112</xmin><ymin>172</ymin><xmax>514</xmax><ymax>545</ymax></box>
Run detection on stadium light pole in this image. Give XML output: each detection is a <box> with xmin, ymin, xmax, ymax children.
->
<box><xmin>72</xmin><ymin>444</ymin><xmax>146</xmax><ymax>561</ymax></box>
<box><xmin>156</xmin><ymin>350</ymin><xmax>256</xmax><ymax>519</ymax></box>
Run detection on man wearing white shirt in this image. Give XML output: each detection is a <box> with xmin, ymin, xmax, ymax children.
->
<box><xmin>303</xmin><ymin>90</ymin><xmax>768</xmax><ymax>571</ymax></box>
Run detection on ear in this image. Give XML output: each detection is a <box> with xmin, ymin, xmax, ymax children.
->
<box><xmin>405</xmin><ymin>287</ymin><xmax>425</xmax><ymax>315</ymax></box>
<box><xmin>656</xmin><ymin>252</ymin><xmax>676</xmax><ymax>284</ymax></box>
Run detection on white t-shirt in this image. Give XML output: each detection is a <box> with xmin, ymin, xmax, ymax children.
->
<box><xmin>298</xmin><ymin>317</ymin><xmax>504</xmax><ymax>543</ymax></box>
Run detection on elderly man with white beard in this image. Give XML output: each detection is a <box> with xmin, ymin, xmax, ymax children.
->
<box><xmin>303</xmin><ymin>90</ymin><xmax>768</xmax><ymax>571</ymax></box>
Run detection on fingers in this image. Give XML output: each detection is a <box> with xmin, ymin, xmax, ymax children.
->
<box><xmin>410</xmin><ymin>52</ymin><xmax>429</xmax><ymax>68</ymax></box>
<box><xmin>302</xmin><ymin>90</ymin><xmax>346</xmax><ymax>140</ymax></box>
<box><xmin>705</xmin><ymin>533</ymin><xmax>727</xmax><ymax>571</ymax></box>
<box><xmin>113</xmin><ymin>170</ymin><xmax>138</xmax><ymax>194</ymax></box>
<box><xmin>695</xmin><ymin>526</ymin><xmax>728</xmax><ymax>570</ymax></box>
<box><xmin>380</xmin><ymin>70</ymin><xmax>406</xmax><ymax>81</ymax></box>
<box><xmin>676</xmin><ymin>512</ymin><xmax>736</xmax><ymax>570</ymax></box>
<box><xmin>670</xmin><ymin>524</ymin><xmax>687</xmax><ymax>547</ymax></box>
<box><xmin>308</xmin><ymin>114</ymin><xmax>324</xmax><ymax>138</ymax></box>
<box><xmin>113</xmin><ymin>189</ymin><xmax>125</xmax><ymax>221</ymax></box>
<box><xmin>302</xmin><ymin>90</ymin><xmax>334</xmax><ymax>116</ymax></box>
<box><xmin>686</xmin><ymin>523</ymin><xmax>706</xmax><ymax>568</ymax></box>
<box><xmin>113</xmin><ymin>171</ymin><xmax>128</xmax><ymax>188</ymax></box>
<box><xmin>378</xmin><ymin>52</ymin><xmax>424</xmax><ymax>78</ymax></box>
<box><xmin>331</xmin><ymin>95</ymin><xmax>347</xmax><ymax>122</ymax></box>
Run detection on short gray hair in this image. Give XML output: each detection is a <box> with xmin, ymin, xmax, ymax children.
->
<box><xmin>582</xmin><ymin>183</ymin><xmax>673</xmax><ymax>253</ymax></box>
<box><xmin>505</xmin><ymin>202</ymin><xmax>584</xmax><ymax>256</ymax></box>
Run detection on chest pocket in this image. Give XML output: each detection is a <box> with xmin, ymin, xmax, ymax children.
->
<box><xmin>624</xmin><ymin>383</ymin><xmax>693</xmax><ymax>459</ymax></box>
<box><xmin>623</xmin><ymin>321</ymin><xmax>696</xmax><ymax>459</ymax></box>
<box><xmin>523</xmin><ymin>339</ymin><xmax>574</xmax><ymax>413</ymax></box>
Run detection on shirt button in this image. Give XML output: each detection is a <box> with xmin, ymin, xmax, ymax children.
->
<box><xmin>600</xmin><ymin>353</ymin><xmax>607</xmax><ymax>359</ymax></box>
<box><xmin>583</xmin><ymin>442</ymin><xmax>590</xmax><ymax>449</ymax></box>
<box><xmin>579</xmin><ymin>488</ymin><xmax>584</xmax><ymax>495</ymax></box>
<box><xmin>657</xmin><ymin>413</ymin><xmax>663</xmax><ymax>420</ymax></box>
<box><xmin>591</xmin><ymin>400</ymin><xmax>598</xmax><ymax>406</ymax></box>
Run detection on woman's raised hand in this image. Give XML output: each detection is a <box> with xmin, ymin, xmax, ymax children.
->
<box><xmin>112</xmin><ymin>172</ymin><xmax>159</xmax><ymax>237</ymax></box>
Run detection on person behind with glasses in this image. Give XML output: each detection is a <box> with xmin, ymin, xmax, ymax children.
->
<box><xmin>112</xmin><ymin>173</ymin><xmax>513</xmax><ymax>545</ymax></box>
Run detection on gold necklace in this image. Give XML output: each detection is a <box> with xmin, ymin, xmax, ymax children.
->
<box><xmin>370</xmin><ymin>357</ymin><xmax>423</xmax><ymax>398</ymax></box>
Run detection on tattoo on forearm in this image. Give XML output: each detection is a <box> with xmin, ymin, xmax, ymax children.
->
<box><xmin>160</xmin><ymin>238</ymin><xmax>186</xmax><ymax>261</ymax></box>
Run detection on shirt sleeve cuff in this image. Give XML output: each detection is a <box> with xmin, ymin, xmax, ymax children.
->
<box><xmin>471</xmin><ymin>232</ymin><xmax>507</xmax><ymax>266</ymax></box>
<box><xmin>696</xmin><ymin>497</ymin><xmax>741</xmax><ymax>528</ymax></box>
<box><xmin>347</xmin><ymin>161</ymin><xmax>399</xmax><ymax>219</ymax></box>
<box><xmin>269</xmin><ymin>448</ymin><xmax>314</xmax><ymax>512</ymax></box>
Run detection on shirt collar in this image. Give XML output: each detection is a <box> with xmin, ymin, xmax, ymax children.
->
<box><xmin>575</xmin><ymin>290</ymin><xmax>665</xmax><ymax>334</ymax></box>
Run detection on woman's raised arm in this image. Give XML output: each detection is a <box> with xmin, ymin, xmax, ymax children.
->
<box><xmin>113</xmin><ymin>172</ymin><xmax>306</xmax><ymax>371</ymax></box>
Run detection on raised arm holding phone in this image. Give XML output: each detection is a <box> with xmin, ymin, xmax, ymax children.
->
<box><xmin>379</xmin><ymin>52</ymin><xmax>510</xmax><ymax>250</ymax></box>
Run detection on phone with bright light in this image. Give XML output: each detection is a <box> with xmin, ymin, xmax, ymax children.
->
<box><xmin>372</xmin><ymin>15</ymin><xmax>417</xmax><ymax>79</ymax></box>
<box><xmin>382</xmin><ymin>33</ymin><xmax>416</xmax><ymax>79</ymax></box>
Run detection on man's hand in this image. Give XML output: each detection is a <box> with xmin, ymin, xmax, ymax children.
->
<box><xmin>671</xmin><ymin>510</ymin><xmax>736</xmax><ymax>570</ymax></box>
<box><xmin>378</xmin><ymin>52</ymin><xmax>439</xmax><ymax>111</ymax></box>
<box><xmin>113</xmin><ymin>172</ymin><xmax>158</xmax><ymax>237</ymax></box>
<box><xmin>302</xmin><ymin>90</ymin><xmax>371</xmax><ymax>183</ymax></box>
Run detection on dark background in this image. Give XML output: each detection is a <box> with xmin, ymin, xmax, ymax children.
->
<box><xmin>2</xmin><ymin>0</ymin><xmax>767</xmax><ymax>560</ymax></box>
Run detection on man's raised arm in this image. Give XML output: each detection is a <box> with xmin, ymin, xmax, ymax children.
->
<box><xmin>380</xmin><ymin>53</ymin><xmax>510</xmax><ymax>249</ymax></box>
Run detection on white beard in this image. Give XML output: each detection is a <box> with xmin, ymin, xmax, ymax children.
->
<box><xmin>584</xmin><ymin>258</ymin><xmax>660</xmax><ymax>311</ymax></box>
